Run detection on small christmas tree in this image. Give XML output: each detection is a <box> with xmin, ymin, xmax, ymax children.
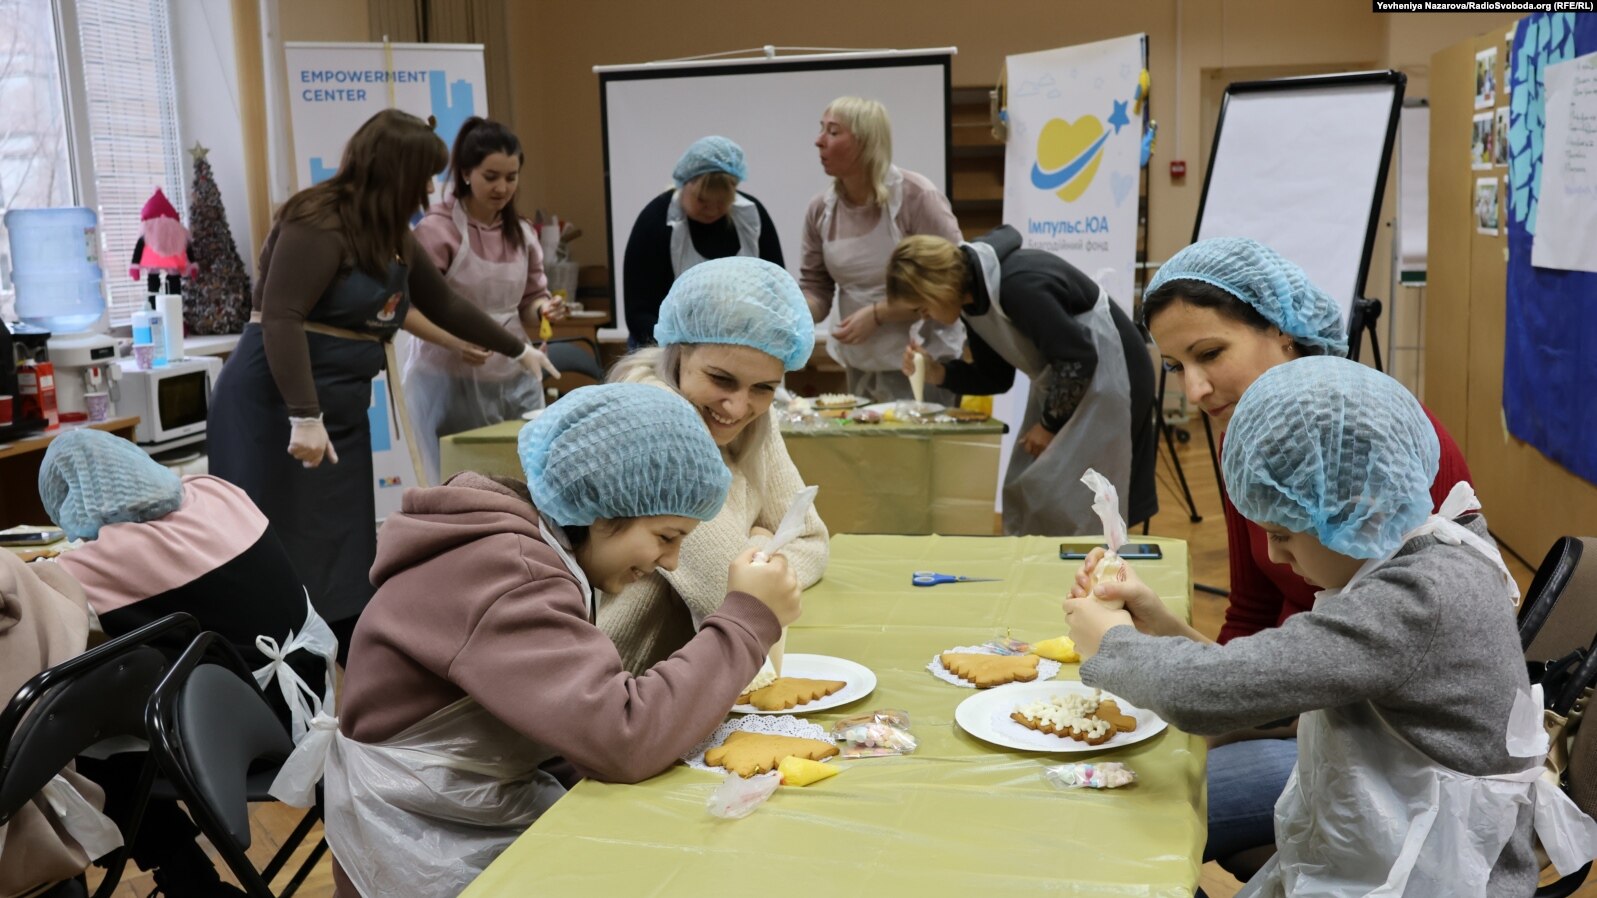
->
<box><xmin>181</xmin><ymin>143</ymin><xmax>252</xmax><ymax>334</ymax></box>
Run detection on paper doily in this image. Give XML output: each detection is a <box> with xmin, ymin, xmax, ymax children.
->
<box><xmin>928</xmin><ymin>645</ymin><xmax>1063</xmax><ymax>688</ymax></box>
<box><xmin>682</xmin><ymin>714</ymin><xmax>833</xmax><ymax>773</ymax></box>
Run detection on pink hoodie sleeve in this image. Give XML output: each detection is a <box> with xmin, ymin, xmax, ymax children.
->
<box><xmin>449</xmin><ymin>571</ymin><xmax>780</xmax><ymax>784</ymax></box>
<box><xmin>519</xmin><ymin>221</ymin><xmax>551</xmax><ymax>311</ymax></box>
<box><xmin>411</xmin><ymin>208</ymin><xmax>461</xmax><ymax>275</ymax></box>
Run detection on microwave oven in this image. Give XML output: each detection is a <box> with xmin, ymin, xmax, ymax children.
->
<box><xmin>116</xmin><ymin>356</ymin><xmax>224</xmax><ymax>447</ymax></box>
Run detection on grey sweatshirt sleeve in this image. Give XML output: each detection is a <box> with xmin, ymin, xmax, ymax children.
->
<box><xmin>1079</xmin><ymin>563</ymin><xmax>1444</xmax><ymax>735</ymax></box>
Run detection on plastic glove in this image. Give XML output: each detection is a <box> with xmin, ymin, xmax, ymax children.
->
<box><xmin>288</xmin><ymin>415</ymin><xmax>339</xmax><ymax>468</ymax></box>
<box><xmin>515</xmin><ymin>343</ymin><xmax>561</xmax><ymax>381</ymax></box>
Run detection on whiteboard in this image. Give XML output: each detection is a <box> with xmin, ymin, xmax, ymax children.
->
<box><xmin>1194</xmin><ymin>73</ymin><xmax>1404</xmax><ymax>330</ymax></box>
<box><xmin>598</xmin><ymin>50</ymin><xmax>952</xmax><ymax>339</ymax></box>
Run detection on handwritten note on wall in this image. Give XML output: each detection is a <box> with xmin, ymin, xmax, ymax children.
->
<box><xmin>1531</xmin><ymin>51</ymin><xmax>1597</xmax><ymax>273</ymax></box>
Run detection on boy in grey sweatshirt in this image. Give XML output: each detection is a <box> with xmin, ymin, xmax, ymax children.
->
<box><xmin>1064</xmin><ymin>358</ymin><xmax>1563</xmax><ymax>897</ymax></box>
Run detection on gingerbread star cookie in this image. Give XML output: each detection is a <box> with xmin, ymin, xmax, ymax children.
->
<box><xmin>704</xmin><ymin>731</ymin><xmax>840</xmax><ymax>777</ymax></box>
<box><xmin>939</xmin><ymin>652</ymin><xmax>1041</xmax><ymax>688</ymax></box>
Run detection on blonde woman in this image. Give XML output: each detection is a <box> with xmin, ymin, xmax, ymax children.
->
<box><xmin>622</xmin><ymin>136</ymin><xmax>784</xmax><ymax>349</ymax></box>
<box><xmin>601</xmin><ymin>257</ymin><xmax>828</xmax><ymax>676</ymax></box>
<box><xmin>801</xmin><ymin>96</ymin><xmax>962</xmax><ymax>404</ymax></box>
<box><xmin>887</xmin><ymin>225</ymin><xmax>1157</xmax><ymax>536</ymax></box>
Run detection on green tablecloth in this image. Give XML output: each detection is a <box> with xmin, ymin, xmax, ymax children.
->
<box><xmin>463</xmin><ymin>534</ymin><xmax>1204</xmax><ymax>897</ymax></box>
<box><xmin>439</xmin><ymin>418</ymin><xmax>1007</xmax><ymax>536</ymax></box>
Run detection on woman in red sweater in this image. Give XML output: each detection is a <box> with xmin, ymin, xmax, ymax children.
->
<box><xmin>1142</xmin><ymin>237</ymin><xmax>1471</xmax><ymax>880</ymax></box>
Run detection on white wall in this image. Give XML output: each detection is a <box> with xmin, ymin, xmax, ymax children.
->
<box><xmin>170</xmin><ymin>0</ymin><xmax>257</xmax><ymax>275</ymax></box>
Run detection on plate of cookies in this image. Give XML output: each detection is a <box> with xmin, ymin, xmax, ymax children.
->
<box><xmin>929</xmin><ymin>645</ymin><xmax>1063</xmax><ymax>688</ymax></box>
<box><xmin>813</xmin><ymin>392</ymin><xmax>866</xmax><ymax>410</ymax></box>
<box><xmin>733</xmin><ymin>654</ymin><xmax>876</xmax><ymax>714</ymax></box>
<box><xmin>954</xmin><ymin>681</ymin><xmax>1167</xmax><ymax>753</ymax></box>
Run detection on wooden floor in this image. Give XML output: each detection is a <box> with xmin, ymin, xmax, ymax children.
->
<box><xmin>92</xmin><ymin>425</ymin><xmax>1569</xmax><ymax>898</ymax></box>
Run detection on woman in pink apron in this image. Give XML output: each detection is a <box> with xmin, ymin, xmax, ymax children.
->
<box><xmin>799</xmin><ymin>96</ymin><xmax>963</xmax><ymax>404</ymax></box>
<box><xmin>404</xmin><ymin>117</ymin><xmax>564</xmax><ymax>483</ymax></box>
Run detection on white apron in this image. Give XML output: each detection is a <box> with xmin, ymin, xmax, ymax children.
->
<box><xmin>403</xmin><ymin>201</ymin><xmax>544</xmax><ymax>484</ymax></box>
<box><xmin>668</xmin><ymin>190</ymin><xmax>760</xmax><ymax>277</ymax></box>
<box><xmin>962</xmin><ymin>242</ymin><xmax>1132</xmax><ymax>536</ymax></box>
<box><xmin>284</xmin><ymin>514</ymin><xmax>590</xmax><ymax>896</ymax></box>
<box><xmin>819</xmin><ymin>166</ymin><xmax>964</xmax><ymax>380</ymax></box>
<box><xmin>1240</xmin><ymin>483</ymin><xmax>1597</xmax><ymax>897</ymax></box>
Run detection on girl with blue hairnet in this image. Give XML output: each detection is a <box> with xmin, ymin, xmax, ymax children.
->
<box><xmin>293</xmin><ymin>383</ymin><xmax>801</xmax><ymax>896</ymax></box>
<box><xmin>1141</xmin><ymin>236</ymin><xmax>1472</xmax><ymax>878</ymax></box>
<box><xmin>622</xmin><ymin>136</ymin><xmax>784</xmax><ymax>350</ymax></box>
<box><xmin>604</xmin><ymin>256</ymin><xmax>829</xmax><ymax>683</ymax></box>
<box><xmin>1063</xmin><ymin>357</ymin><xmax>1597</xmax><ymax>897</ymax></box>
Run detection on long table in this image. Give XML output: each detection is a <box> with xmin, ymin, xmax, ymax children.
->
<box><xmin>439</xmin><ymin>417</ymin><xmax>1007</xmax><ymax>536</ymax></box>
<box><xmin>463</xmin><ymin>534</ymin><xmax>1205</xmax><ymax>897</ymax></box>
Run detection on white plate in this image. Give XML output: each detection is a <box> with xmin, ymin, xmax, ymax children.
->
<box><xmin>520</xmin><ymin>408</ymin><xmax>546</xmax><ymax>421</ymax></box>
<box><xmin>731</xmin><ymin>654</ymin><xmax>876</xmax><ymax>715</ymax></box>
<box><xmin>954</xmin><ymin>681</ymin><xmax>1168</xmax><ymax>753</ymax></box>
<box><xmin>565</xmin><ymin>310</ymin><xmax>608</xmax><ymax>319</ymax></box>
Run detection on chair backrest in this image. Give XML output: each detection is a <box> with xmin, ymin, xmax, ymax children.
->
<box><xmin>146</xmin><ymin>631</ymin><xmax>298</xmax><ymax>895</ymax></box>
<box><xmin>0</xmin><ymin>612</ymin><xmax>198</xmax><ymax>824</ymax></box>
<box><xmin>1521</xmin><ymin>537</ymin><xmax>1597</xmax><ymax>662</ymax></box>
<box><xmin>545</xmin><ymin>339</ymin><xmax>604</xmax><ymax>382</ymax></box>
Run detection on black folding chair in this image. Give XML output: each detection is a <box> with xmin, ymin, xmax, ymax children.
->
<box><xmin>145</xmin><ymin>631</ymin><xmax>326</xmax><ymax>898</ymax></box>
<box><xmin>0</xmin><ymin>612</ymin><xmax>199</xmax><ymax>898</ymax></box>
<box><xmin>1517</xmin><ymin>538</ymin><xmax>1597</xmax><ymax>896</ymax></box>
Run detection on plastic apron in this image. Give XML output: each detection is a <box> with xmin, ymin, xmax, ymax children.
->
<box><xmin>290</xmin><ymin>514</ymin><xmax>587</xmax><ymax>897</ymax></box>
<box><xmin>209</xmin><ymin>258</ymin><xmax>411</xmax><ymax>625</ymax></box>
<box><xmin>1240</xmin><ymin>482</ymin><xmax>1597</xmax><ymax>898</ymax></box>
<box><xmin>404</xmin><ymin>202</ymin><xmax>543</xmax><ymax>485</ymax></box>
<box><xmin>668</xmin><ymin>190</ymin><xmax>760</xmax><ymax>277</ymax></box>
<box><xmin>961</xmin><ymin>242</ymin><xmax>1131</xmax><ymax>536</ymax></box>
<box><xmin>819</xmin><ymin>166</ymin><xmax>964</xmax><ymax>396</ymax></box>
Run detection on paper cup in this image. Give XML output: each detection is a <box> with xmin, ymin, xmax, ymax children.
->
<box><xmin>132</xmin><ymin>343</ymin><xmax>155</xmax><ymax>370</ymax></box>
<box><xmin>85</xmin><ymin>391</ymin><xmax>110</xmax><ymax>423</ymax></box>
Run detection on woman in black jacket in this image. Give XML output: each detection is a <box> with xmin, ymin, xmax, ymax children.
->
<box><xmin>889</xmin><ymin>225</ymin><xmax>1158</xmax><ymax>535</ymax></box>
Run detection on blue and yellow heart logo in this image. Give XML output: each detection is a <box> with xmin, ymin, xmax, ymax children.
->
<box><xmin>1030</xmin><ymin>116</ymin><xmax>1109</xmax><ymax>202</ymax></box>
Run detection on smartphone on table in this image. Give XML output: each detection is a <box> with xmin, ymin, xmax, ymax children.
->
<box><xmin>1059</xmin><ymin>542</ymin><xmax>1162</xmax><ymax>561</ymax></box>
<box><xmin>0</xmin><ymin>526</ymin><xmax>66</xmax><ymax>547</ymax></box>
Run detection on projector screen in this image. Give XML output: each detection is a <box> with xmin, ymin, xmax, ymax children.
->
<box><xmin>1193</xmin><ymin>71</ymin><xmax>1404</xmax><ymax>332</ymax></box>
<box><xmin>597</xmin><ymin>49</ymin><xmax>953</xmax><ymax>340</ymax></box>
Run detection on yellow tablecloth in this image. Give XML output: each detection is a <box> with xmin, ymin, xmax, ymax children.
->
<box><xmin>464</xmin><ymin>534</ymin><xmax>1205</xmax><ymax>897</ymax></box>
<box><xmin>438</xmin><ymin>418</ymin><xmax>1007</xmax><ymax>536</ymax></box>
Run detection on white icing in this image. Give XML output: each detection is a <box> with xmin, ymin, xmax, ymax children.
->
<box><xmin>1015</xmin><ymin>691</ymin><xmax>1110</xmax><ymax>737</ymax></box>
<box><xmin>742</xmin><ymin>659</ymin><xmax>778</xmax><ymax>694</ymax></box>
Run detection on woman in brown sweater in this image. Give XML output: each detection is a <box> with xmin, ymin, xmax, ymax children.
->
<box><xmin>208</xmin><ymin>110</ymin><xmax>551</xmax><ymax>656</ymax></box>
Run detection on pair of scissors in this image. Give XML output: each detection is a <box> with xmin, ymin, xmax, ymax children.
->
<box><xmin>912</xmin><ymin>571</ymin><xmax>1002</xmax><ymax>587</ymax></box>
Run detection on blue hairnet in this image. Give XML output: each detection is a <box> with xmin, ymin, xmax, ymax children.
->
<box><xmin>518</xmin><ymin>383</ymin><xmax>731</xmax><ymax>527</ymax></box>
<box><xmin>672</xmin><ymin>136</ymin><xmax>747</xmax><ymax>188</ymax></box>
<box><xmin>1147</xmin><ymin>237</ymin><xmax>1349</xmax><ymax>357</ymax></box>
<box><xmin>38</xmin><ymin>429</ymin><xmax>184</xmax><ymax>540</ymax></box>
<box><xmin>1221</xmin><ymin>357</ymin><xmax>1440</xmax><ymax>560</ymax></box>
<box><xmin>653</xmin><ymin>257</ymin><xmax>814</xmax><ymax>371</ymax></box>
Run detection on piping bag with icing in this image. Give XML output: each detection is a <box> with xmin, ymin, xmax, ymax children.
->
<box><xmin>751</xmin><ymin>485</ymin><xmax>818</xmax><ymax>675</ymax></box>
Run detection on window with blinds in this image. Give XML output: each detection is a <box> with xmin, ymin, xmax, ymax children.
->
<box><xmin>72</xmin><ymin>0</ymin><xmax>186</xmax><ymax>322</ymax></box>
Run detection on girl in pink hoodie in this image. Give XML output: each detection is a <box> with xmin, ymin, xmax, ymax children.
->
<box><xmin>302</xmin><ymin>383</ymin><xmax>802</xmax><ymax>897</ymax></box>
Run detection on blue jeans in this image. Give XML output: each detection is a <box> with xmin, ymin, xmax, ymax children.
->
<box><xmin>1205</xmin><ymin>736</ymin><xmax>1298</xmax><ymax>862</ymax></box>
